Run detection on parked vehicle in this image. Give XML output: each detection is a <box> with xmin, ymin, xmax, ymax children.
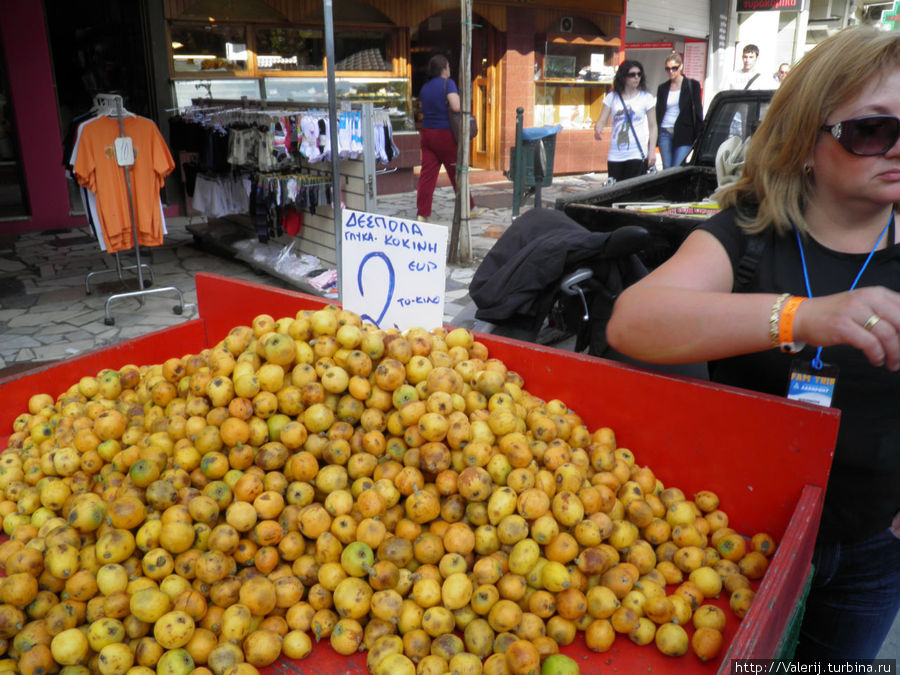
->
<box><xmin>457</xmin><ymin>91</ymin><xmax>776</xmax><ymax>378</ymax></box>
<box><xmin>555</xmin><ymin>89</ymin><xmax>775</xmax><ymax>267</ymax></box>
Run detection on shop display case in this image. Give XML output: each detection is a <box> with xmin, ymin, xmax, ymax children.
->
<box><xmin>171</xmin><ymin>78</ymin><xmax>262</xmax><ymax>108</ymax></box>
<box><xmin>534</xmin><ymin>34</ymin><xmax>619</xmax><ymax>130</ymax></box>
<box><xmin>0</xmin><ymin>273</ymin><xmax>840</xmax><ymax>674</ymax></box>
<box><xmin>169</xmin><ymin>22</ymin><xmax>251</xmax><ymax>75</ymax></box>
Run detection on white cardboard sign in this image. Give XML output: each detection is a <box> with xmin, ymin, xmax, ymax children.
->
<box><xmin>340</xmin><ymin>209</ymin><xmax>448</xmax><ymax>330</ymax></box>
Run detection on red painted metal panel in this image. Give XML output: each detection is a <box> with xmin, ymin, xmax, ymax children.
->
<box><xmin>724</xmin><ymin>485</ymin><xmax>823</xmax><ymax>661</ymax></box>
<box><xmin>1</xmin><ymin>274</ymin><xmax>841</xmax><ymax>672</ymax></box>
<box><xmin>195</xmin><ymin>272</ymin><xmax>332</xmax><ymax>347</ymax></box>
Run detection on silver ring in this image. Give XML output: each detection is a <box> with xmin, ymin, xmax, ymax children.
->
<box><xmin>863</xmin><ymin>314</ymin><xmax>881</xmax><ymax>331</ymax></box>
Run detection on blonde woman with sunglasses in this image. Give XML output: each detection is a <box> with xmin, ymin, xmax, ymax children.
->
<box><xmin>608</xmin><ymin>27</ymin><xmax>900</xmax><ymax>661</ymax></box>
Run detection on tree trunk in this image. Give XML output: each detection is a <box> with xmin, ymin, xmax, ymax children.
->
<box><xmin>449</xmin><ymin>0</ymin><xmax>474</xmax><ymax>264</ymax></box>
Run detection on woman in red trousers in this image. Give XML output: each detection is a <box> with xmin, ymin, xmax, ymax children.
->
<box><xmin>416</xmin><ymin>53</ymin><xmax>473</xmax><ymax>221</ymax></box>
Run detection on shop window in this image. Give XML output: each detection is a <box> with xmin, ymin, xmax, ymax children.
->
<box><xmin>176</xmin><ymin>0</ymin><xmax>285</xmax><ymax>22</ymax></box>
<box><xmin>534</xmin><ymin>22</ymin><xmax>619</xmax><ymax>130</ymax></box>
<box><xmin>256</xmin><ymin>27</ymin><xmax>324</xmax><ymax>71</ymax></box>
<box><xmin>264</xmin><ymin>77</ymin><xmax>411</xmax><ymax>131</ymax></box>
<box><xmin>172</xmin><ymin>79</ymin><xmax>261</xmax><ymax>108</ymax></box>
<box><xmin>171</xmin><ymin>22</ymin><xmax>249</xmax><ymax>73</ymax></box>
<box><xmin>254</xmin><ymin>27</ymin><xmax>391</xmax><ymax>73</ymax></box>
<box><xmin>300</xmin><ymin>1</ymin><xmax>393</xmax><ymax>25</ymax></box>
<box><xmin>808</xmin><ymin>0</ymin><xmax>851</xmax><ymax>22</ymax></box>
<box><xmin>334</xmin><ymin>31</ymin><xmax>391</xmax><ymax>71</ymax></box>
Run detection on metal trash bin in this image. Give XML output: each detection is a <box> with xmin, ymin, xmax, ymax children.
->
<box><xmin>509</xmin><ymin>107</ymin><xmax>561</xmax><ymax>217</ymax></box>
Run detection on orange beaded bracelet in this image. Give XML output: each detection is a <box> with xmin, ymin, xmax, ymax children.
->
<box><xmin>778</xmin><ymin>296</ymin><xmax>807</xmax><ymax>354</ymax></box>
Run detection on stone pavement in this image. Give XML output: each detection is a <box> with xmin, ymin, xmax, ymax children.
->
<box><xmin>0</xmin><ymin>172</ymin><xmax>603</xmax><ymax>372</ymax></box>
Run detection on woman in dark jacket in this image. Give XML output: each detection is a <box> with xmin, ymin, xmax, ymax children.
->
<box><xmin>655</xmin><ymin>51</ymin><xmax>703</xmax><ymax>169</ymax></box>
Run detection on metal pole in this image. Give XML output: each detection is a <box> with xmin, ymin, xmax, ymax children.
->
<box><xmin>458</xmin><ymin>0</ymin><xmax>473</xmax><ymax>261</ymax></box>
<box><xmin>512</xmin><ymin>107</ymin><xmax>524</xmax><ymax>218</ymax></box>
<box><xmin>324</xmin><ymin>0</ymin><xmax>343</xmax><ymax>301</ymax></box>
<box><xmin>116</xmin><ymin>96</ymin><xmax>145</xmax><ymax>290</ymax></box>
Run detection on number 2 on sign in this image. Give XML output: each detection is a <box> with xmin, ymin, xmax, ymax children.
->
<box><xmin>356</xmin><ymin>252</ymin><xmax>395</xmax><ymax>327</ymax></box>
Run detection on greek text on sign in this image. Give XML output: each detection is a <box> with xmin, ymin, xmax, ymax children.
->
<box><xmin>340</xmin><ymin>210</ymin><xmax>448</xmax><ymax>331</ymax></box>
<box><xmin>736</xmin><ymin>0</ymin><xmax>801</xmax><ymax>11</ymax></box>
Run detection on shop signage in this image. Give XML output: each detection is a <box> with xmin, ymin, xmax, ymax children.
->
<box><xmin>625</xmin><ymin>42</ymin><xmax>674</xmax><ymax>50</ymax></box>
<box><xmin>736</xmin><ymin>0</ymin><xmax>802</xmax><ymax>11</ymax></box>
<box><xmin>340</xmin><ymin>210</ymin><xmax>448</xmax><ymax>331</ymax></box>
<box><xmin>882</xmin><ymin>1</ymin><xmax>900</xmax><ymax>30</ymax></box>
<box><xmin>712</xmin><ymin>0</ymin><xmax>729</xmax><ymax>54</ymax></box>
<box><xmin>683</xmin><ymin>39</ymin><xmax>707</xmax><ymax>83</ymax></box>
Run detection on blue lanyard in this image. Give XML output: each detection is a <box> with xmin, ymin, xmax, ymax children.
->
<box><xmin>793</xmin><ymin>210</ymin><xmax>894</xmax><ymax>370</ymax></box>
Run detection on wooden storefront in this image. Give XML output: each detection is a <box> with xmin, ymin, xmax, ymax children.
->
<box><xmin>163</xmin><ymin>0</ymin><xmax>625</xmax><ymax>184</ymax></box>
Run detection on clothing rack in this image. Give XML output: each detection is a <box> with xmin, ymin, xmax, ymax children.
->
<box><xmin>188</xmin><ymin>97</ymin><xmax>379</xmax><ymax>212</ymax></box>
<box><xmin>254</xmin><ymin>169</ymin><xmax>342</xmax><ymax>186</ymax></box>
<box><xmin>87</xmin><ymin>94</ymin><xmax>185</xmax><ymax>325</ymax></box>
<box><xmin>177</xmin><ymin>98</ymin><xmax>379</xmax><ymax>277</ymax></box>
<box><xmin>81</xmin><ymin>96</ymin><xmax>154</xmax><ymax>293</ymax></box>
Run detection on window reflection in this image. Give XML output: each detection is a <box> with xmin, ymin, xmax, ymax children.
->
<box><xmin>172</xmin><ymin>79</ymin><xmax>261</xmax><ymax>108</ymax></box>
<box><xmin>256</xmin><ymin>27</ymin><xmax>323</xmax><ymax>71</ymax></box>
<box><xmin>264</xmin><ymin>77</ymin><xmax>411</xmax><ymax>131</ymax></box>
<box><xmin>170</xmin><ymin>22</ymin><xmax>248</xmax><ymax>73</ymax></box>
<box><xmin>334</xmin><ymin>32</ymin><xmax>390</xmax><ymax>71</ymax></box>
<box><xmin>170</xmin><ymin>23</ymin><xmax>395</xmax><ymax>76</ymax></box>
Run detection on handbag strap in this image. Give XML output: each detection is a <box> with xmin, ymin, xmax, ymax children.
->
<box><xmin>688</xmin><ymin>79</ymin><xmax>698</xmax><ymax>138</ymax></box>
<box><xmin>616</xmin><ymin>91</ymin><xmax>645</xmax><ymax>159</ymax></box>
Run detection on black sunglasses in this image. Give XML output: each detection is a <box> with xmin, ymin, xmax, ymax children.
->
<box><xmin>664</xmin><ymin>66</ymin><xmax>680</xmax><ymax>72</ymax></box>
<box><xmin>626</xmin><ymin>71</ymin><xmax>642</xmax><ymax>78</ymax></box>
<box><xmin>821</xmin><ymin>115</ymin><xmax>900</xmax><ymax>156</ymax></box>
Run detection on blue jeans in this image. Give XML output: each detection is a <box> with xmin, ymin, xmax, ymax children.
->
<box><xmin>658</xmin><ymin>128</ymin><xmax>692</xmax><ymax>169</ymax></box>
<box><xmin>795</xmin><ymin>528</ymin><xmax>900</xmax><ymax>660</ymax></box>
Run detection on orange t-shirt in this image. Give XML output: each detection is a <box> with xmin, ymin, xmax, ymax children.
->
<box><xmin>74</xmin><ymin>116</ymin><xmax>174</xmax><ymax>253</ymax></box>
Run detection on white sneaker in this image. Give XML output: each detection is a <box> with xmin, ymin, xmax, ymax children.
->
<box><xmin>417</xmin><ymin>214</ymin><xmax>430</xmax><ymax>222</ymax></box>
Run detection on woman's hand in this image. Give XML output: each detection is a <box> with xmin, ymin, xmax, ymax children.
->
<box><xmin>794</xmin><ymin>287</ymin><xmax>900</xmax><ymax>370</ymax></box>
<box><xmin>594</xmin><ymin>105</ymin><xmax>611</xmax><ymax>142</ymax></box>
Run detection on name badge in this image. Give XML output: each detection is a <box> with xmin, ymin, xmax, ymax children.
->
<box><xmin>786</xmin><ymin>360</ymin><xmax>838</xmax><ymax>408</ymax></box>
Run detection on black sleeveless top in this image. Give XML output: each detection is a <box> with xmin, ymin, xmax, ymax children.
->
<box><xmin>701</xmin><ymin>208</ymin><xmax>900</xmax><ymax>543</ymax></box>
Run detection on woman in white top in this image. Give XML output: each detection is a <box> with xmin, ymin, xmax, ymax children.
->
<box><xmin>594</xmin><ymin>60</ymin><xmax>657</xmax><ymax>182</ymax></box>
<box><xmin>655</xmin><ymin>51</ymin><xmax>704</xmax><ymax>169</ymax></box>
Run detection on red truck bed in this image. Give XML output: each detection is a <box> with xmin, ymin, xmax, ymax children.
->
<box><xmin>0</xmin><ymin>272</ymin><xmax>840</xmax><ymax>674</ymax></box>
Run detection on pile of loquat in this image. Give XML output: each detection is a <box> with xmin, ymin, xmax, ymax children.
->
<box><xmin>0</xmin><ymin>307</ymin><xmax>776</xmax><ymax>675</ymax></box>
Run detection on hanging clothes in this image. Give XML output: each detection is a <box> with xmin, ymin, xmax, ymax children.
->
<box><xmin>70</xmin><ymin>110</ymin><xmax>170</xmax><ymax>251</ymax></box>
<box><xmin>169</xmin><ymin>106</ymin><xmax>399</xmax><ymax>172</ymax></box>
<box><xmin>73</xmin><ymin>115</ymin><xmax>174</xmax><ymax>254</ymax></box>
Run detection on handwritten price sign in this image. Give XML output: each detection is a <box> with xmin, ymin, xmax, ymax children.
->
<box><xmin>340</xmin><ymin>210</ymin><xmax>448</xmax><ymax>330</ymax></box>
